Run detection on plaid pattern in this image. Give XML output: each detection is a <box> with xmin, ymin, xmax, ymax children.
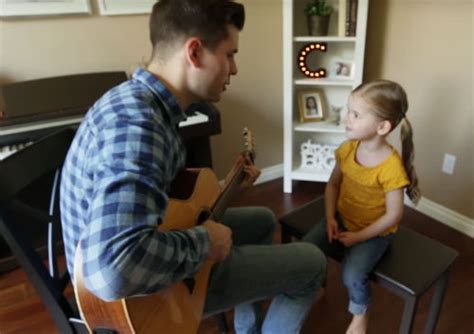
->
<box><xmin>60</xmin><ymin>68</ymin><xmax>209</xmax><ymax>301</ymax></box>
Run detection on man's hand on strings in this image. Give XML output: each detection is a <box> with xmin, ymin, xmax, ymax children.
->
<box><xmin>241</xmin><ymin>154</ymin><xmax>260</xmax><ymax>187</ymax></box>
<box><xmin>224</xmin><ymin>154</ymin><xmax>260</xmax><ymax>188</ymax></box>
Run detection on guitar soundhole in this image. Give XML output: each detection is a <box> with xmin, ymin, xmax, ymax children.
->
<box><xmin>168</xmin><ymin>169</ymin><xmax>199</xmax><ymax>199</ymax></box>
<box><xmin>197</xmin><ymin>209</ymin><xmax>211</xmax><ymax>225</ymax></box>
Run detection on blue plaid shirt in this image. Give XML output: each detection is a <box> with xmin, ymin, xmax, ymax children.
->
<box><xmin>60</xmin><ymin>68</ymin><xmax>209</xmax><ymax>301</ymax></box>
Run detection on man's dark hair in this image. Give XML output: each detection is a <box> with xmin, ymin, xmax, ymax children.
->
<box><xmin>149</xmin><ymin>0</ymin><xmax>245</xmax><ymax>54</ymax></box>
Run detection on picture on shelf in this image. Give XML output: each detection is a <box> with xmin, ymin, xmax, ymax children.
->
<box><xmin>329</xmin><ymin>59</ymin><xmax>355</xmax><ymax>79</ymax></box>
<box><xmin>298</xmin><ymin>89</ymin><xmax>325</xmax><ymax>122</ymax></box>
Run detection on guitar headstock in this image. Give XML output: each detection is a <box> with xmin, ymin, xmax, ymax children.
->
<box><xmin>242</xmin><ymin>127</ymin><xmax>256</xmax><ymax>163</ymax></box>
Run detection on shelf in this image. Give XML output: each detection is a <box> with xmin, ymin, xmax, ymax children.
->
<box><xmin>293</xmin><ymin>36</ymin><xmax>356</xmax><ymax>43</ymax></box>
<box><xmin>294</xmin><ymin>78</ymin><xmax>355</xmax><ymax>86</ymax></box>
<box><xmin>291</xmin><ymin>167</ymin><xmax>331</xmax><ymax>182</ymax></box>
<box><xmin>294</xmin><ymin>121</ymin><xmax>345</xmax><ymax>133</ymax></box>
<box><xmin>283</xmin><ymin>0</ymin><xmax>368</xmax><ymax>193</ymax></box>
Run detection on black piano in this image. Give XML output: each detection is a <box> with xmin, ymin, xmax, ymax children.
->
<box><xmin>0</xmin><ymin>71</ymin><xmax>221</xmax><ymax>272</ymax></box>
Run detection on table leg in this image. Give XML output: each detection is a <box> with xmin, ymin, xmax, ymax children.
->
<box><xmin>400</xmin><ymin>295</ymin><xmax>418</xmax><ymax>334</ymax></box>
<box><xmin>423</xmin><ymin>267</ymin><xmax>451</xmax><ymax>334</ymax></box>
<box><xmin>216</xmin><ymin>313</ymin><xmax>229</xmax><ymax>334</ymax></box>
<box><xmin>281</xmin><ymin>229</ymin><xmax>292</xmax><ymax>243</ymax></box>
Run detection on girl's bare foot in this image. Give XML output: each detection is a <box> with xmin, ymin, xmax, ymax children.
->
<box><xmin>346</xmin><ymin>313</ymin><xmax>368</xmax><ymax>334</ymax></box>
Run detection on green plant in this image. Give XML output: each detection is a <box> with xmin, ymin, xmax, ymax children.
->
<box><xmin>304</xmin><ymin>0</ymin><xmax>334</xmax><ymax>16</ymax></box>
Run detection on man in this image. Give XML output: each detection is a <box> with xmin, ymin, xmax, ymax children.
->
<box><xmin>60</xmin><ymin>1</ymin><xmax>326</xmax><ymax>333</ymax></box>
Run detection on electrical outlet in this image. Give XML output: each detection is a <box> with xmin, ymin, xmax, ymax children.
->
<box><xmin>442</xmin><ymin>154</ymin><xmax>456</xmax><ymax>175</ymax></box>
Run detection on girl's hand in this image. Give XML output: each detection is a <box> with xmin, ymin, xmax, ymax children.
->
<box><xmin>326</xmin><ymin>217</ymin><xmax>340</xmax><ymax>242</ymax></box>
<box><xmin>338</xmin><ymin>231</ymin><xmax>362</xmax><ymax>247</ymax></box>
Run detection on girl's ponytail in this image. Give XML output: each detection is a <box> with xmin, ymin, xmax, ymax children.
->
<box><xmin>400</xmin><ymin>117</ymin><xmax>421</xmax><ymax>204</ymax></box>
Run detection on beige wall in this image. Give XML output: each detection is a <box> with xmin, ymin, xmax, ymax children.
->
<box><xmin>365</xmin><ymin>0</ymin><xmax>473</xmax><ymax>218</ymax></box>
<box><xmin>210</xmin><ymin>0</ymin><xmax>284</xmax><ymax>179</ymax></box>
<box><xmin>0</xmin><ymin>0</ymin><xmax>472</xmax><ymax>218</ymax></box>
<box><xmin>0</xmin><ymin>14</ymin><xmax>151</xmax><ymax>83</ymax></box>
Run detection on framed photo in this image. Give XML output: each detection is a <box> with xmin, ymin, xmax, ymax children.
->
<box><xmin>98</xmin><ymin>0</ymin><xmax>156</xmax><ymax>16</ymax></box>
<box><xmin>0</xmin><ymin>0</ymin><xmax>91</xmax><ymax>18</ymax></box>
<box><xmin>298</xmin><ymin>90</ymin><xmax>325</xmax><ymax>122</ymax></box>
<box><xmin>329</xmin><ymin>59</ymin><xmax>355</xmax><ymax>80</ymax></box>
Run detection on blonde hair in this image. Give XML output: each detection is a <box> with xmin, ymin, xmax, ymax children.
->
<box><xmin>352</xmin><ymin>80</ymin><xmax>421</xmax><ymax>204</ymax></box>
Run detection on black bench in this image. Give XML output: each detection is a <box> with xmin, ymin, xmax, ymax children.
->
<box><xmin>279</xmin><ymin>196</ymin><xmax>458</xmax><ymax>334</ymax></box>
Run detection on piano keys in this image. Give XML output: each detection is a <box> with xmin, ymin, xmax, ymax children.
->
<box><xmin>0</xmin><ymin>141</ymin><xmax>33</xmax><ymax>161</ymax></box>
<box><xmin>0</xmin><ymin>111</ymin><xmax>210</xmax><ymax>161</ymax></box>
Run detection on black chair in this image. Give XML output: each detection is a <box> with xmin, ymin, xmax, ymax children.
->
<box><xmin>0</xmin><ymin>128</ymin><xmax>88</xmax><ymax>333</ymax></box>
<box><xmin>280</xmin><ymin>196</ymin><xmax>458</xmax><ymax>334</ymax></box>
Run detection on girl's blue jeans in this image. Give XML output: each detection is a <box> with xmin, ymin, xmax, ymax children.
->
<box><xmin>203</xmin><ymin>207</ymin><xmax>326</xmax><ymax>334</ymax></box>
<box><xmin>302</xmin><ymin>216</ymin><xmax>393</xmax><ymax>315</ymax></box>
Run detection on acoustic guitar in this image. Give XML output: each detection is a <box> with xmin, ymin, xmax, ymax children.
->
<box><xmin>74</xmin><ymin>128</ymin><xmax>256</xmax><ymax>333</ymax></box>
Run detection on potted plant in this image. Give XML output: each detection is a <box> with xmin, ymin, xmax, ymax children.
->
<box><xmin>305</xmin><ymin>0</ymin><xmax>334</xmax><ymax>36</ymax></box>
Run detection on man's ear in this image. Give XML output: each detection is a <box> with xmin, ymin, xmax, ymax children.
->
<box><xmin>377</xmin><ymin>120</ymin><xmax>392</xmax><ymax>135</ymax></box>
<box><xmin>185</xmin><ymin>37</ymin><xmax>203</xmax><ymax>68</ymax></box>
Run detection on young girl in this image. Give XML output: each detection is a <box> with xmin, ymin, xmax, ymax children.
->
<box><xmin>303</xmin><ymin>80</ymin><xmax>420</xmax><ymax>334</ymax></box>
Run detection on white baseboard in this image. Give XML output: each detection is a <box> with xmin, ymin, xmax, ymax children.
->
<box><xmin>405</xmin><ymin>197</ymin><xmax>474</xmax><ymax>238</ymax></box>
<box><xmin>257</xmin><ymin>163</ymin><xmax>474</xmax><ymax>238</ymax></box>
<box><xmin>255</xmin><ymin>163</ymin><xmax>284</xmax><ymax>185</ymax></box>
<box><xmin>218</xmin><ymin>163</ymin><xmax>283</xmax><ymax>187</ymax></box>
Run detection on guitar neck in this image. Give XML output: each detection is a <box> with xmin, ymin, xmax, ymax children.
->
<box><xmin>210</xmin><ymin>127</ymin><xmax>255</xmax><ymax>222</ymax></box>
<box><xmin>210</xmin><ymin>164</ymin><xmax>246</xmax><ymax>221</ymax></box>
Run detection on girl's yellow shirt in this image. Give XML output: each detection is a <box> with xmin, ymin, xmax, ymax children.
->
<box><xmin>336</xmin><ymin>140</ymin><xmax>409</xmax><ymax>235</ymax></box>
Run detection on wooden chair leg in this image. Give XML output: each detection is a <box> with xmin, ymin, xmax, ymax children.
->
<box><xmin>281</xmin><ymin>229</ymin><xmax>292</xmax><ymax>243</ymax></box>
<box><xmin>216</xmin><ymin>312</ymin><xmax>228</xmax><ymax>334</ymax></box>
<box><xmin>424</xmin><ymin>268</ymin><xmax>451</xmax><ymax>334</ymax></box>
<box><xmin>322</xmin><ymin>258</ymin><xmax>328</xmax><ymax>288</ymax></box>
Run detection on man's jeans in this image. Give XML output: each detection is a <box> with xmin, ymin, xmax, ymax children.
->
<box><xmin>204</xmin><ymin>207</ymin><xmax>326</xmax><ymax>334</ymax></box>
<box><xmin>303</xmin><ymin>216</ymin><xmax>393</xmax><ymax>315</ymax></box>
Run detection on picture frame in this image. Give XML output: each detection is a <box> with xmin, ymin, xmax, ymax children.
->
<box><xmin>298</xmin><ymin>90</ymin><xmax>325</xmax><ymax>122</ymax></box>
<box><xmin>329</xmin><ymin>59</ymin><xmax>355</xmax><ymax>80</ymax></box>
<box><xmin>0</xmin><ymin>0</ymin><xmax>91</xmax><ymax>18</ymax></box>
<box><xmin>98</xmin><ymin>0</ymin><xmax>156</xmax><ymax>16</ymax></box>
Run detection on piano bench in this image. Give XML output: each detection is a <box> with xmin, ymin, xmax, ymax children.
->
<box><xmin>279</xmin><ymin>197</ymin><xmax>458</xmax><ymax>334</ymax></box>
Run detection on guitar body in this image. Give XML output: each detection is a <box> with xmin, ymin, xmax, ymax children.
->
<box><xmin>74</xmin><ymin>168</ymin><xmax>221</xmax><ymax>333</ymax></box>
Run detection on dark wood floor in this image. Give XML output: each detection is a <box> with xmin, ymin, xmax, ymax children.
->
<box><xmin>0</xmin><ymin>179</ymin><xmax>473</xmax><ymax>333</ymax></box>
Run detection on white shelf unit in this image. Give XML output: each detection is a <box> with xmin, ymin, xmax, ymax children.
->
<box><xmin>283</xmin><ymin>0</ymin><xmax>368</xmax><ymax>193</ymax></box>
